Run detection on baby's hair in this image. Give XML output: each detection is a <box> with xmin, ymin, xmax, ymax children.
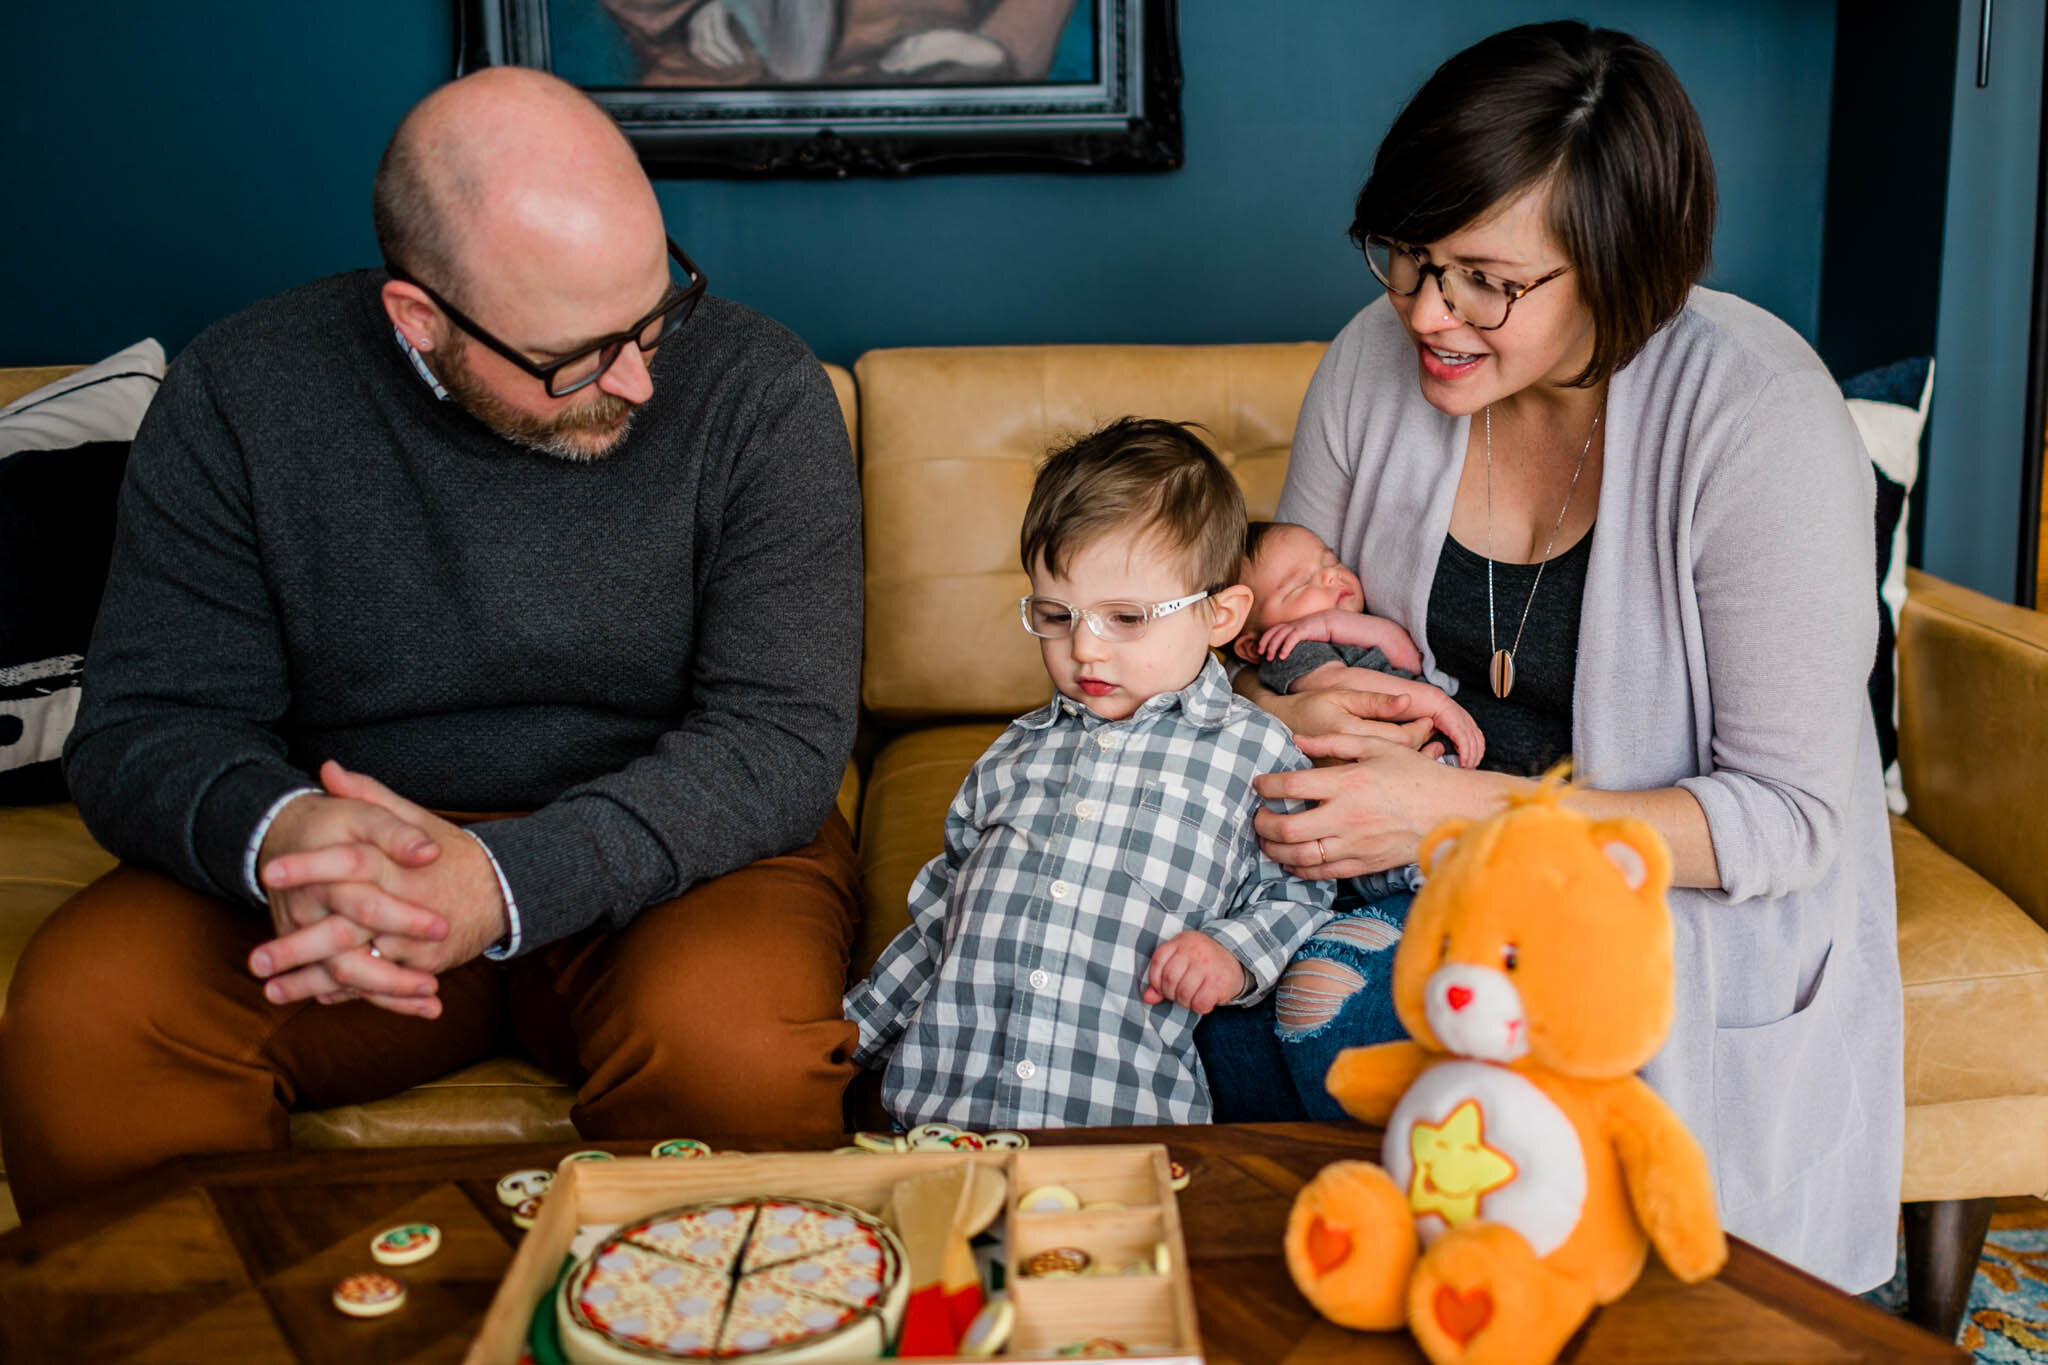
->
<box><xmin>1020</xmin><ymin>417</ymin><xmax>1246</xmax><ymax>593</ymax></box>
<box><xmin>1243</xmin><ymin>520</ymin><xmax>1293</xmax><ymax>565</ymax></box>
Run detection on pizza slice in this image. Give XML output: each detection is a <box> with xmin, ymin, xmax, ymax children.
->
<box><xmin>741</xmin><ymin>1237</ymin><xmax>894</xmax><ymax>1313</ymax></box>
<box><xmin>620</xmin><ymin>1201</ymin><xmax>760</xmax><ymax>1271</ymax></box>
<box><xmin>564</xmin><ymin>1240</ymin><xmax>733</xmax><ymax>1358</ymax></box>
<box><xmin>739</xmin><ymin>1200</ymin><xmax>872</xmax><ymax>1273</ymax></box>
<box><xmin>715</xmin><ymin>1282</ymin><xmax>867</xmax><ymax>1356</ymax></box>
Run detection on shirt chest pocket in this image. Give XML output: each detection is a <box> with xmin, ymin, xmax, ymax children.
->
<box><xmin>1119</xmin><ymin>778</ymin><xmax>1239</xmax><ymax>909</ymax></box>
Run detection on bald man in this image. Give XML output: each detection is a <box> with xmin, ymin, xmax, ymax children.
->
<box><xmin>0</xmin><ymin>69</ymin><xmax>864</xmax><ymax>1218</ymax></box>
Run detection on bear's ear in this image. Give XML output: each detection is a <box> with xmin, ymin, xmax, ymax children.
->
<box><xmin>1589</xmin><ymin>817</ymin><xmax>1672</xmax><ymax>898</ymax></box>
<box><xmin>1417</xmin><ymin>819</ymin><xmax>1472</xmax><ymax>877</ymax></box>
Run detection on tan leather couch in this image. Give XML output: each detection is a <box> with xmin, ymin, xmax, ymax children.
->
<box><xmin>3</xmin><ymin>349</ymin><xmax>2044</xmax><ymax>1337</ymax></box>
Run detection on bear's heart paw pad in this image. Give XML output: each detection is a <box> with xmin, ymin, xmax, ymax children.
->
<box><xmin>1432</xmin><ymin>1285</ymin><xmax>1493</xmax><ymax>1344</ymax></box>
<box><xmin>1304</xmin><ymin>1216</ymin><xmax>1352</xmax><ymax>1276</ymax></box>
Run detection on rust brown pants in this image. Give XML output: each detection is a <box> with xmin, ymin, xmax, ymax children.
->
<box><xmin>0</xmin><ymin>813</ymin><xmax>861</xmax><ymax>1221</ymax></box>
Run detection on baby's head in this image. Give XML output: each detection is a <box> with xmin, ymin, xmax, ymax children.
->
<box><xmin>1018</xmin><ymin>418</ymin><xmax>1254</xmax><ymax>720</ymax></box>
<box><xmin>1234</xmin><ymin>521</ymin><xmax>1366</xmax><ymax>662</ymax></box>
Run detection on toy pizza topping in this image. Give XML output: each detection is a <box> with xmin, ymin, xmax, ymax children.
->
<box><xmin>497</xmin><ymin>1167</ymin><xmax>553</xmax><ymax>1205</ymax></box>
<box><xmin>960</xmin><ymin>1295</ymin><xmax>1016</xmax><ymax>1355</ymax></box>
<box><xmin>652</xmin><ymin>1138</ymin><xmax>714</xmax><ymax>1159</ymax></box>
<box><xmin>369</xmin><ymin>1221</ymin><xmax>440</xmax><ymax>1265</ymax></box>
<box><xmin>851</xmin><ymin>1131</ymin><xmax>904</xmax><ymax>1152</ymax></box>
<box><xmin>332</xmin><ymin>1271</ymin><xmax>406</xmax><ymax>1317</ymax></box>
<box><xmin>1024</xmin><ymin>1246</ymin><xmax>1093</xmax><ymax>1277</ymax></box>
<box><xmin>1019</xmin><ymin>1184</ymin><xmax>1081</xmax><ymax>1213</ymax></box>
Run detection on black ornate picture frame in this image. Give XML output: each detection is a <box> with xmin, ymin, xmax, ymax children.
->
<box><xmin>457</xmin><ymin>0</ymin><xmax>1181</xmax><ymax>178</ymax></box>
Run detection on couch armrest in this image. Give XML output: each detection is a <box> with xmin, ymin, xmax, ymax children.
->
<box><xmin>1897</xmin><ymin>568</ymin><xmax>2048</xmax><ymax>932</ymax></box>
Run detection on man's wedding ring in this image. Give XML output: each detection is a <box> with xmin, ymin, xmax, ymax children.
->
<box><xmin>1314</xmin><ymin>838</ymin><xmax>1328</xmax><ymax>864</ymax></box>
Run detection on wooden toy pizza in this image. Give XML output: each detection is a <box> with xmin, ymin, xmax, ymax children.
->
<box><xmin>557</xmin><ymin>1195</ymin><xmax>907</xmax><ymax>1362</ymax></box>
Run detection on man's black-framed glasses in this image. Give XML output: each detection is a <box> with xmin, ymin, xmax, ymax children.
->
<box><xmin>1361</xmin><ymin>236</ymin><xmax>1568</xmax><ymax>331</ymax></box>
<box><xmin>386</xmin><ymin>237</ymin><xmax>708</xmax><ymax>398</ymax></box>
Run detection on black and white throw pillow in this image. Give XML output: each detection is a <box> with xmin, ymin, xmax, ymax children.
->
<box><xmin>0</xmin><ymin>339</ymin><xmax>164</xmax><ymax>803</ymax></box>
<box><xmin>1839</xmin><ymin>355</ymin><xmax>1934</xmax><ymax>814</ymax></box>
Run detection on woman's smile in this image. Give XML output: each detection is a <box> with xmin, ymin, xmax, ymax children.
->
<box><xmin>1419</xmin><ymin>341</ymin><xmax>1488</xmax><ymax>380</ymax></box>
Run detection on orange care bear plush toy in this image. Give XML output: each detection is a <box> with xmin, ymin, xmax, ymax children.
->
<box><xmin>1284</xmin><ymin>774</ymin><xmax>1727</xmax><ymax>1365</ymax></box>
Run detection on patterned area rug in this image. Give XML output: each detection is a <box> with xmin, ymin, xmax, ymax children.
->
<box><xmin>1866</xmin><ymin>1196</ymin><xmax>2048</xmax><ymax>1361</ymax></box>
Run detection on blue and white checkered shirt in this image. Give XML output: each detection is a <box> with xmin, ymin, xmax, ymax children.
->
<box><xmin>846</xmin><ymin>656</ymin><xmax>1335</xmax><ymax>1128</ymax></box>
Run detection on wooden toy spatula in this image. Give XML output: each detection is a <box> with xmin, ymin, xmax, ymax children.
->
<box><xmin>887</xmin><ymin>1162</ymin><xmax>1002</xmax><ymax>1355</ymax></box>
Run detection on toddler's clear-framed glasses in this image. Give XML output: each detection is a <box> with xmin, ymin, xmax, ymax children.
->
<box><xmin>1018</xmin><ymin>590</ymin><xmax>1211</xmax><ymax>642</ymax></box>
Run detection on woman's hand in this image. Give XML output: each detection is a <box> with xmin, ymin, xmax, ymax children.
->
<box><xmin>1254</xmin><ymin>735</ymin><xmax>1505</xmax><ymax>880</ymax></box>
<box><xmin>1253</xmin><ymin>680</ymin><xmax>1440</xmax><ymax>753</ymax></box>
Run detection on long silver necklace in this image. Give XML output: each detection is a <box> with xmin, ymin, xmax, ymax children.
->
<box><xmin>1484</xmin><ymin>402</ymin><xmax>1598</xmax><ymax>700</ymax></box>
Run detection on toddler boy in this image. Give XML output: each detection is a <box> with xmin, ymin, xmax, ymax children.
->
<box><xmin>845</xmin><ymin>419</ymin><xmax>1334</xmax><ymax>1129</ymax></box>
<box><xmin>1237</xmin><ymin>521</ymin><xmax>1484</xmax><ymax>768</ymax></box>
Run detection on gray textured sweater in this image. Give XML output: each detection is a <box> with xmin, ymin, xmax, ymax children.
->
<box><xmin>65</xmin><ymin>271</ymin><xmax>862</xmax><ymax>952</ymax></box>
<box><xmin>1279</xmin><ymin>289</ymin><xmax>1903</xmax><ymax>1292</ymax></box>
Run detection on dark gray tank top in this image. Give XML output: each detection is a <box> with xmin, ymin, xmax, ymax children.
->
<box><xmin>1424</xmin><ymin>528</ymin><xmax>1591</xmax><ymax>777</ymax></box>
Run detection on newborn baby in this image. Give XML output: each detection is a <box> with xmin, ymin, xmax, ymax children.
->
<box><xmin>1236</xmin><ymin>522</ymin><xmax>1483</xmax><ymax>768</ymax></box>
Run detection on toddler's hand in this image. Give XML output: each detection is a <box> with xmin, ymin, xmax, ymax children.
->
<box><xmin>1143</xmin><ymin>931</ymin><xmax>1246</xmax><ymax>1015</ymax></box>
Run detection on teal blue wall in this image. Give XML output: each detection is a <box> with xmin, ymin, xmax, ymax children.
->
<box><xmin>1</xmin><ymin>3</ymin><xmax>1835</xmax><ymax>369</ymax></box>
<box><xmin>1925</xmin><ymin>2</ymin><xmax>2044</xmax><ymax>601</ymax></box>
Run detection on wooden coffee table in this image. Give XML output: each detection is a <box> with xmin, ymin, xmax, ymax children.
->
<box><xmin>0</xmin><ymin>1122</ymin><xmax>1960</xmax><ymax>1363</ymax></box>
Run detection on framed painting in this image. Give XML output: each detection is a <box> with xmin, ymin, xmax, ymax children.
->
<box><xmin>457</xmin><ymin>0</ymin><xmax>1182</xmax><ymax>177</ymax></box>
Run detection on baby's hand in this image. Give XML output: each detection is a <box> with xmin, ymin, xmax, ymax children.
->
<box><xmin>1257</xmin><ymin>615</ymin><xmax>1334</xmax><ymax>661</ymax></box>
<box><xmin>1143</xmin><ymin>931</ymin><xmax>1246</xmax><ymax>1015</ymax></box>
<box><xmin>1428</xmin><ymin>693</ymin><xmax>1487</xmax><ymax>769</ymax></box>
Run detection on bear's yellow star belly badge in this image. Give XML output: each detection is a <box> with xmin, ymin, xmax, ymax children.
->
<box><xmin>1408</xmin><ymin>1098</ymin><xmax>1517</xmax><ymax>1225</ymax></box>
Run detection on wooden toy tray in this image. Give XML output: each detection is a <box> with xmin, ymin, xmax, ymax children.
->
<box><xmin>465</xmin><ymin>1144</ymin><xmax>1202</xmax><ymax>1364</ymax></box>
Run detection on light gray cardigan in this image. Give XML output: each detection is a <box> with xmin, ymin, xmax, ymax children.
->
<box><xmin>1278</xmin><ymin>289</ymin><xmax>1904</xmax><ymax>1292</ymax></box>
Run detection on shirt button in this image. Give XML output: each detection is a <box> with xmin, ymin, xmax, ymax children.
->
<box><xmin>1029</xmin><ymin>968</ymin><xmax>1050</xmax><ymax>990</ymax></box>
<box><xmin>1096</xmin><ymin>731</ymin><xmax>1121</xmax><ymax>751</ymax></box>
<box><xmin>1073</xmin><ymin>799</ymin><xmax>1097</xmax><ymax>819</ymax></box>
<box><xmin>1015</xmin><ymin>1059</ymin><xmax>1037</xmax><ymax>1080</ymax></box>
<box><xmin>1049</xmin><ymin>880</ymin><xmax>1071</xmax><ymax>901</ymax></box>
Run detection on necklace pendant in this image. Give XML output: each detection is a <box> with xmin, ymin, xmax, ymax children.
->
<box><xmin>1489</xmin><ymin>649</ymin><xmax>1516</xmax><ymax>700</ymax></box>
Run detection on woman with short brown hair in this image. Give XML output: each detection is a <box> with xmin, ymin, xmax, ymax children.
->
<box><xmin>1202</xmin><ymin>21</ymin><xmax>1902</xmax><ymax>1294</ymax></box>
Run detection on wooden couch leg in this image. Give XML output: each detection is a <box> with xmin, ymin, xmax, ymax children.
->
<box><xmin>1902</xmin><ymin>1197</ymin><xmax>1994</xmax><ymax>1340</ymax></box>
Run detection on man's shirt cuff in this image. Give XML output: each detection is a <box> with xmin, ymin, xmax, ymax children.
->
<box><xmin>471</xmin><ymin>828</ymin><xmax>523</xmax><ymax>959</ymax></box>
<box><xmin>244</xmin><ymin>787</ymin><xmax>321</xmax><ymax>902</ymax></box>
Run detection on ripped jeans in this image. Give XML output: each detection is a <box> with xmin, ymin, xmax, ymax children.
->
<box><xmin>1275</xmin><ymin>869</ymin><xmax>1415</xmax><ymax>1119</ymax></box>
<box><xmin>1195</xmin><ymin>869</ymin><xmax>1416</xmax><ymax>1122</ymax></box>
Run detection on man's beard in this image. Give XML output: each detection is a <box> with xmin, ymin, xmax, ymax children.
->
<box><xmin>436</xmin><ymin>335</ymin><xmax>636</xmax><ymax>462</ymax></box>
